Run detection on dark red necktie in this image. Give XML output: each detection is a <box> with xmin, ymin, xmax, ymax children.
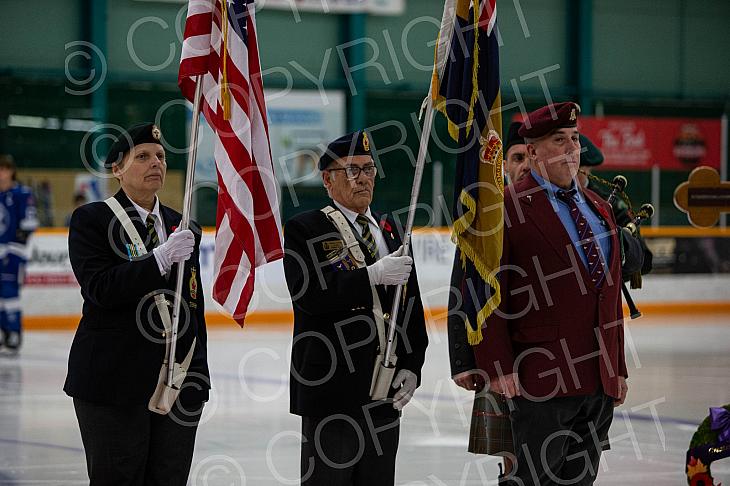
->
<box><xmin>556</xmin><ymin>189</ymin><xmax>605</xmax><ymax>287</ymax></box>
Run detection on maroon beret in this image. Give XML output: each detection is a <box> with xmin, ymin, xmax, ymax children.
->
<box><xmin>518</xmin><ymin>102</ymin><xmax>581</xmax><ymax>139</ymax></box>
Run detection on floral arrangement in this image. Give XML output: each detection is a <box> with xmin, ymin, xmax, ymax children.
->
<box><xmin>686</xmin><ymin>405</ymin><xmax>730</xmax><ymax>486</ymax></box>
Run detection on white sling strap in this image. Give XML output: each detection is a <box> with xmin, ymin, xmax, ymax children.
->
<box><xmin>105</xmin><ymin>197</ymin><xmax>196</xmax><ymax>414</ymax></box>
<box><xmin>321</xmin><ymin>206</ymin><xmax>367</xmax><ymax>266</ymax></box>
<box><xmin>321</xmin><ymin>206</ymin><xmax>397</xmax><ymax>399</ymax></box>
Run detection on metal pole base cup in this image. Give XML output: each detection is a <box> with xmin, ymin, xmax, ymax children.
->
<box><xmin>370</xmin><ymin>355</ymin><xmax>398</xmax><ymax>401</ymax></box>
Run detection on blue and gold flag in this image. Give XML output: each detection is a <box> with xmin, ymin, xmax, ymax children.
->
<box><xmin>433</xmin><ymin>0</ymin><xmax>503</xmax><ymax>345</ymax></box>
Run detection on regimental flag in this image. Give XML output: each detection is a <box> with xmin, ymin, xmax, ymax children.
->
<box><xmin>433</xmin><ymin>0</ymin><xmax>503</xmax><ymax>345</ymax></box>
<box><xmin>179</xmin><ymin>0</ymin><xmax>283</xmax><ymax>325</ymax></box>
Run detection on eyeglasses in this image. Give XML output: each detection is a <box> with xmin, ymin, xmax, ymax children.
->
<box><xmin>328</xmin><ymin>164</ymin><xmax>377</xmax><ymax>180</ymax></box>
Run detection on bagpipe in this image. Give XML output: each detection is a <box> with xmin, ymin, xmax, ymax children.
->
<box><xmin>601</xmin><ymin>174</ymin><xmax>655</xmax><ymax>237</ymax></box>
<box><xmin>583</xmin><ymin>172</ymin><xmax>655</xmax><ymax>319</ymax></box>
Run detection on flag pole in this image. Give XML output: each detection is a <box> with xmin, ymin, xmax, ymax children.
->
<box><xmin>383</xmin><ymin>99</ymin><xmax>434</xmax><ymax>367</ymax></box>
<box><xmin>167</xmin><ymin>74</ymin><xmax>203</xmax><ymax>386</ymax></box>
<box><xmin>382</xmin><ymin>0</ymin><xmax>453</xmax><ymax>368</ymax></box>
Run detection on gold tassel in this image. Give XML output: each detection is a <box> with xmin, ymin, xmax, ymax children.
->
<box><xmin>220</xmin><ymin>0</ymin><xmax>231</xmax><ymax>121</ymax></box>
<box><xmin>466</xmin><ymin>318</ymin><xmax>483</xmax><ymax>346</ymax></box>
<box><xmin>631</xmin><ymin>272</ymin><xmax>642</xmax><ymax>289</ymax></box>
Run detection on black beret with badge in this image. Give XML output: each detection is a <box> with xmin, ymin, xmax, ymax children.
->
<box><xmin>105</xmin><ymin>122</ymin><xmax>163</xmax><ymax>168</ymax></box>
<box><xmin>579</xmin><ymin>134</ymin><xmax>605</xmax><ymax>167</ymax></box>
<box><xmin>518</xmin><ymin>102</ymin><xmax>581</xmax><ymax>139</ymax></box>
<box><xmin>318</xmin><ymin>130</ymin><xmax>372</xmax><ymax>171</ymax></box>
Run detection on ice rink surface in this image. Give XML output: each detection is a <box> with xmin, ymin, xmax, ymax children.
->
<box><xmin>1</xmin><ymin>315</ymin><xmax>729</xmax><ymax>485</ymax></box>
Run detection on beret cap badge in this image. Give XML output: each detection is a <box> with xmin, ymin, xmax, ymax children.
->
<box><xmin>518</xmin><ymin>102</ymin><xmax>582</xmax><ymax>139</ymax></box>
<box><xmin>318</xmin><ymin>130</ymin><xmax>373</xmax><ymax>170</ymax></box>
<box><xmin>104</xmin><ymin>122</ymin><xmax>164</xmax><ymax>168</ymax></box>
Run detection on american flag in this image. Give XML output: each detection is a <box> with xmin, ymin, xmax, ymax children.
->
<box><xmin>179</xmin><ymin>0</ymin><xmax>283</xmax><ymax>325</ymax></box>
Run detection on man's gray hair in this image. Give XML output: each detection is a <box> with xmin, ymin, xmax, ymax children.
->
<box><xmin>323</xmin><ymin>168</ymin><xmax>334</xmax><ymax>198</ymax></box>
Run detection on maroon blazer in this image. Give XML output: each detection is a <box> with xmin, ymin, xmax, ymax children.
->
<box><xmin>474</xmin><ymin>174</ymin><xmax>627</xmax><ymax>400</ymax></box>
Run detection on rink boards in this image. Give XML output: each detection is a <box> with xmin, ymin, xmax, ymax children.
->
<box><xmin>20</xmin><ymin>229</ymin><xmax>730</xmax><ymax>327</ymax></box>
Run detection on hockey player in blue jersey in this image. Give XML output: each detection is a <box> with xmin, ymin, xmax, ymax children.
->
<box><xmin>0</xmin><ymin>155</ymin><xmax>38</xmax><ymax>353</ymax></box>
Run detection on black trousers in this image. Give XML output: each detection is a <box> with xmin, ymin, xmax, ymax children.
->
<box><xmin>73</xmin><ymin>398</ymin><xmax>203</xmax><ymax>486</ymax></box>
<box><xmin>505</xmin><ymin>391</ymin><xmax>614</xmax><ymax>486</ymax></box>
<box><xmin>300</xmin><ymin>415</ymin><xmax>400</xmax><ymax>486</ymax></box>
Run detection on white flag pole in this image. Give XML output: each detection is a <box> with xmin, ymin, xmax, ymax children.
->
<box><xmin>167</xmin><ymin>74</ymin><xmax>203</xmax><ymax>387</ymax></box>
<box><xmin>382</xmin><ymin>0</ymin><xmax>455</xmax><ymax>368</ymax></box>
<box><xmin>382</xmin><ymin>103</ymin><xmax>434</xmax><ymax>367</ymax></box>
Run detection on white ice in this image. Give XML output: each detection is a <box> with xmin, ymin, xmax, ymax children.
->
<box><xmin>1</xmin><ymin>315</ymin><xmax>729</xmax><ymax>485</ymax></box>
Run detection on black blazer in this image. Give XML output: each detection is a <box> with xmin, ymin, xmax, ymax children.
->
<box><xmin>64</xmin><ymin>189</ymin><xmax>210</xmax><ymax>406</ymax></box>
<box><xmin>283</xmin><ymin>207</ymin><xmax>428</xmax><ymax>419</ymax></box>
<box><xmin>447</xmin><ymin>249</ymin><xmax>479</xmax><ymax>377</ymax></box>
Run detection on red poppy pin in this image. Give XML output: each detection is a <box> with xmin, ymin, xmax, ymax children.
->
<box><xmin>379</xmin><ymin>220</ymin><xmax>392</xmax><ymax>233</ymax></box>
<box><xmin>595</xmin><ymin>203</ymin><xmax>611</xmax><ymax>220</ymax></box>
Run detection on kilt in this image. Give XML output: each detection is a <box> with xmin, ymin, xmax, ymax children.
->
<box><xmin>468</xmin><ymin>390</ymin><xmax>514</xmax><ymax>455</ymax></box>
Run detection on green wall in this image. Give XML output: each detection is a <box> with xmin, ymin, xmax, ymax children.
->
<box><xmin>3</xmin><ymin>0</ymin><xmax>729</xmax><ymax>95</ymax></box>
<box><xmin>0</xmin><ymin>0</ymin><xmax>82</xmax><ymax>72</ymax></box>
<box><xmin>593</xmin><ymin>0</ymin><xmax>730</xmax><ymax>97</ymax></box>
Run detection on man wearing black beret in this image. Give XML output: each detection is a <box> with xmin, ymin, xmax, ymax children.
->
<box><xmin>474</xmin><ymin>102</ymin><xmax>642</xmax><ymax>485</ymax></box>
<box><xmin>65</xmin><ymin>123</ymin><xmax>210</xmax><ymax>484</ymax></box>
<box><xmin>503</xmin><ymin>121</ymin><xmax>529</xmax><ymax>185</ymax></box>
<box><xmin>283</xmin><ymin>130</ymin><xmax>428</xmax><ymax>485</ymax></box>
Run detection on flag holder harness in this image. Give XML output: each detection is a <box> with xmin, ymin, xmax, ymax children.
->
<box><xmin>320</xmin><ymin>206</ymin><xmax>397</xmax><ymax>400</ymax></box>
<box><xmin>105</xmin><ymin>197</ymin><xmax>197</xmax><ymax>414</ymax></box>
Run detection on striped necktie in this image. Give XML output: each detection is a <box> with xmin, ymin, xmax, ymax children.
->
<box><xmin>146</xmin><ymin>213</ymin><xmax>160</xmax><ymax>251</ymax></box>
<box><xmin>356</xmin><ymin>214</ymin><xmax>379</xmax><ymax>260</ymax></box>
<box><xmin>555</xmin><ymin>189</ymin><xmax>605</xmax><ymax>287</ymax></box>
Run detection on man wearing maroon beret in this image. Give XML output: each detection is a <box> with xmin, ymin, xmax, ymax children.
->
<box><xmin>474</xmin><ymin>102</ymin><xmax>639</xmax><ymax>485</ymax></box>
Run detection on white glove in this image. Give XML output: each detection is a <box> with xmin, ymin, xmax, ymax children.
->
<box><xmin>392</xmin><ymin>369</ymin><xmax>417</xmax><ymax>410</ymax></box>
<box><xmin>152</xmin><ymin>227</ymin><xmax>194</xmax><ymax>275</ymax></box>
<box><xmin>367</xmin><ymin>245</ymin><xmax>413</xmax><ymax>286</ymax></box>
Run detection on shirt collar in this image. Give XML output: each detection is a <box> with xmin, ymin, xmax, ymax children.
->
<box><xmin>129</xmin><ymin>195</ymin><xmax>162</xmax><ymax>224</ymax></box>
<box><xmin>332</xmin><ymin>200</ymin><xmax>375</xmax><ymax>227</ymax></box>
<box><xmin>530</xmin><ymin>170</ymin><xmax>583</xmax><ymax>203</ymax></box>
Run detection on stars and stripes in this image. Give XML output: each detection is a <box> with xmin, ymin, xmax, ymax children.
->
<box><xmin>179</xmin><ymin>0</ymin><xmax>283</xmax><ymax>325</ymax></box>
